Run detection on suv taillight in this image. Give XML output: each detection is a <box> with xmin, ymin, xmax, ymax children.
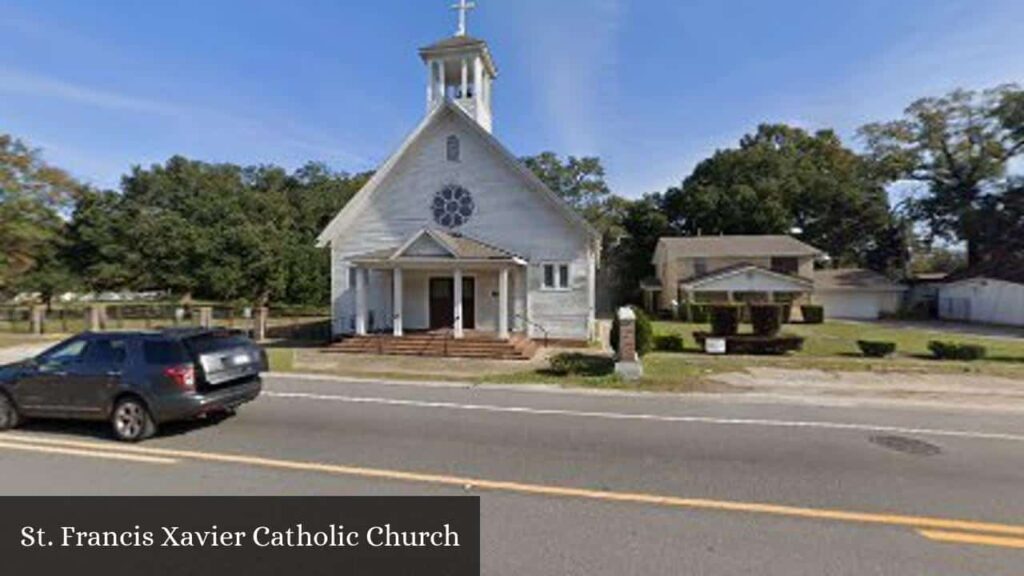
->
<box><xmin>164</xmin><ymin>365</ymin><xmax>196</xmax><ymax>391</ymax></box>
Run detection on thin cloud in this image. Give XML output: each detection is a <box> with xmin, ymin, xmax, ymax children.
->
<box><xmin>0</xmin><ymin>67</ymin><xmax>370</xmax><ymax>168</ymax></box>
<box><xmin>513</xmin><ymin>0</ymin><xmax>623</xmax><ymax>154</ymax></box>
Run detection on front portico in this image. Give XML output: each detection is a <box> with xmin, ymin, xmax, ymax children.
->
<box><xmin>679</xmin><ymin>264</ymin><xmax>814</xmax><ymax>305</ymax></box>
<box><xmin>348</xmin><ymin>229</ymin><xmax>526</xmax><ymax>341</ymax></box>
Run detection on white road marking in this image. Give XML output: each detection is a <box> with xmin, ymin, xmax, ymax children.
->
<box><xmin>263</xmin><ymin>390</ymin><xmax>1024</xmax><ymax>443</ymax></box>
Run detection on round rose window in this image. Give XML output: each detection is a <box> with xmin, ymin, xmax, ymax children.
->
<box><xmin>431</xmin><ymin>185</ymin><xmax>475</xmax><ymax>228</ymax></box>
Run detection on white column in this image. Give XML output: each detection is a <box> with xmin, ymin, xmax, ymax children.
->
<box><xmin>498</xmin><ymin>267</ymin><xmax>510</xmax><ymax>340</ymax></box>
<box><xmin>453</xmin><ymin>269</ymin><xmax>464</xmax><ymax>339</ymax></box>
<box><xmin>355</xmin><ymin>267</ymin><xmax>368</xmax><ymax>336</ymax></box>
<box><xmin>392</xmin><ymin>268</ymin><xmax>404</xmax><ymax>337</ymax></box>
<box><xmin>426</xmin><ymin>59</ymin><xmax>434</xmax><ymax>109</ymax></box>
<box><xmin>474</xmin><ymin>56</ymin><xmax>484</xmax><ymax>115</ymax></box>
<box><xmin>435</xmin><ymin>61</ymin><xmax>446</xmax><ymax>101</ymax></box>
<box><xmin>461</xmin><ymin>58</ymin><xmax>469</xmax><ymax>98</ymax></box>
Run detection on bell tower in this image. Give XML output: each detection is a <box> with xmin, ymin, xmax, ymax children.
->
<box><xmin>419</xmin><ymin>0</ymin><xmax>498</xmax><ymax>132</ymax></box>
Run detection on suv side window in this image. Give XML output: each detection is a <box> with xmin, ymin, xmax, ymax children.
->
<box><xmin>143</xmin><ymin>340</ymin><xmax>189</xmax><ymax>366</ymax></box>
<box><xmin>38</xmin><ymin>338</ymin><xmax>89</xmax><ymax>367</ymax></box>
<box><xmin>82</xmin><ymin>337</ymin><xmax>128</xmax><ymax>366</ymax></box>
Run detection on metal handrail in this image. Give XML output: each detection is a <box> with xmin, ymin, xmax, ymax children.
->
<box><xmin>515</xmin><ymin>314</ymin><xmax>550</xmax><ymax>348</ymax></box>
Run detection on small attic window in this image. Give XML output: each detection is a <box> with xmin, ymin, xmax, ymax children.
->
<box><xmin>446</xmin><ymin>135</ymin><xmax>461</xmax><ymax>162</ymax></box>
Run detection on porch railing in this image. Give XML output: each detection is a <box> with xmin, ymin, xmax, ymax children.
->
<box><xmin>515</xmin><ymin>314</ymin><xmax>550</xmax><ymax>348</ymax></box>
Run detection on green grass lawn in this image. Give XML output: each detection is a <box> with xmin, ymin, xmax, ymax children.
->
<box><xmin>653</xmin><ymin>320</ymin><xmax>1024</xmax><ymax>362</ymax></box>
<box><xmin>488</xmin><ymin>320</ymin><xmax>1024</xmax><ymax>392</ymax></box>
<box><xmin>0</xmin><ymin>333</ymin><xmax>62</xmax><ymax>349</ymax></box>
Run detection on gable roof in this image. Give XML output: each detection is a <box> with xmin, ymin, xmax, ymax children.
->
<box><xmin>655</xmin><ymin>235</ymin><xmax>823</xmax><ymax>263</ymax></box>
<box><xmin>814</xmin><ymin>268</ymin><xmax>906</xmax><ymax>292</ymax></box>
<box><xmin>317</xmin><ymin>100</ymin><xmax>598</xmax><ymax>248</ymax></box>
<box><xmin>350</xmin><ymin>228</ymin><xmax>524</xmax><ymax>264</ymax></box>
<box><xmin>680</xmin><ymin>263</ymin><xmax>814</xmax><ymax>289</ymax></box>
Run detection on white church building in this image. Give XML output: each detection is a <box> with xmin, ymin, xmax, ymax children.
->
<box><xmin>317</xmin><ymin>4</ymin><xmax>601</xmax><ymax>346</ymax></box>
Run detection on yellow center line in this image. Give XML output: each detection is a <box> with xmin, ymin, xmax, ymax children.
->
<box><xmin>918</xmin><ymin>529</ymin><xmax>1024</xmax><ymax>550</ymax></box>
<box><xmin>0</xmin><ymin>440</ymin><xmax>177</xmax><ymax>465</ymax></box>
<box><xmin>3</xmin><ymin>433</ymin><xmax>1024</xmax><ymax>543</ymax></box>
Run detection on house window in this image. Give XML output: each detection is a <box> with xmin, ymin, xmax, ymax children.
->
<box><xmin>446</xmin><ymin>135</ymin><xmax>461</xmax><ymax>162</ymax></box>
<box><xmin>543</xmin><ymin>263</ymin><xmax>570</xmax><ymax>290</ymax></box>
<box><xmin>771</xmin><ymin>257</ymin><xmax>799</xmax><ymax>275</ymax></box>
<box><xmin>693</xmin><ymin>258</ymin><xmax>708</xmax><ymax>276</ymax></box>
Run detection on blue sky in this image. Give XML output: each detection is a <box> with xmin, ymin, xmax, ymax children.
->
<box><xmin>2</xmin><ymin>0</ymin><xmax>1023</xmax><ymax>198</ymax></box>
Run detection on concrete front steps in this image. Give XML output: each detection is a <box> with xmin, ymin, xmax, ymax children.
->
<box><xmin>325</xmin><ymin>332</ymin><xmax>539</xmax><ymax>360</ymax></box>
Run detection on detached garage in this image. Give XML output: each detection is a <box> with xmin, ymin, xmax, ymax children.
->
<box><xmin>939</xmin><ymin>276</ymin><xmax>1024</xmax><ymax>327</ymax></box>
<box><xmin>813</xmin><ymin>269</ymin><xmax>906</xmax><ymax>320</ymax></box>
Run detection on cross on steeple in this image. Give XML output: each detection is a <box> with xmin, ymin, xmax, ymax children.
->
<box><xmin>451</xmin><ymin>0</ymin><xmax>476</xmax><ymax>37</ymax></box>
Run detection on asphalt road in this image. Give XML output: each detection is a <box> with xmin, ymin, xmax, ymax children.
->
<box><xmin>1</xmin><ymin>374</ymin><xmax>1023</xmax><ymax>574</ymax></box>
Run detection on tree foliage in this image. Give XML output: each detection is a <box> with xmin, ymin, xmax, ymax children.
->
<box><xmin>522</xmin><ymin>152</ymin><xmax>623</xmax><ymax>241</ymax></box>
<box><xmin>662</xmin><ymin>124</ymin><xmax>897</xmax><ymax>270</ymax></box>
<box><xmin>860</xmin><ymin>84</ymin><xmax>1024</xmax><ymax>265</ymax></box>
<box><xmin>62</xmin><ymin>156</ymin><xmax>368</xmax><ymax>305</ymax></box>
<box><xmin>0</xmin><ymin>135</ymin><xmax>81</xmax><ymax>294</ymax></box>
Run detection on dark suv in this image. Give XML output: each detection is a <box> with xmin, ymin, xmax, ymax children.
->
<box><xmin>0</xmin><ymin>329</ymin><xmax>266</xmax><ymax>442</ymax></box>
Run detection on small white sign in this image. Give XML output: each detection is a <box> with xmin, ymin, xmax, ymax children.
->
<box><xmin>705</xmin><ymin>338</ymin><xmax>727</xmax><ymax>355</ymax></box>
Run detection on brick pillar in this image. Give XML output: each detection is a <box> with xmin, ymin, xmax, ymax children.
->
<box><xmin>198</xmin><ymin>307</ymin><xmax>214</xmax><ymax>329</ymax></box>
<box><xmin>254</xmin><ymin>307</ymin><xmax>269</xmax><ymax>342</ymax></box>
<box><xmin>618</xmin><ymin>309</ymin><xmax>637</xmax><ymax>362</ymax></box>
<box><xmin>30</xmin><ymin>306</ymin><xmax>46</xmax><ymax>335</ymax></box>
<box><xmin>614</xmin><ymin>307</ymin><xmax>643</xmax><ymax>380</ymax></box>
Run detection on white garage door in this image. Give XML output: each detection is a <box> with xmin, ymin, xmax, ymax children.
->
<box><xmin>816</xmin><ymin>291</ymin><xmax>883</xmax><ymax>319</ymax></box>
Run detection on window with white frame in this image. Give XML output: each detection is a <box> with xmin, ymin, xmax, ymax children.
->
<box><xmin>542</xmin><ymin>263</ymin><xmax>571</xmax><ymax>290</ymax></box>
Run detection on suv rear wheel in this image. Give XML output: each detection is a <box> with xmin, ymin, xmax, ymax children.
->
<box><xmin>0</xmin><ymin>393</ymin><xmax>21</xmax><ymax>431</ymax></box>
<box><xmin>112</xmin><ymin>397</ymin><xmax>156</xmax><ymax>442</ymax></box>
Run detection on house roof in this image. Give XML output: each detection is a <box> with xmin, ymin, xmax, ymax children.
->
<box><xmin>655</xmin><ymin>235</ymin><xmax>823</xmax><ymax>261</ymax></box>
<box><xmin>679</xmin><ymin>263</ymin><xmax>814</xmax><ymax>289</ymax></box>
<box><xmin>349</xmin><ymin>229</ymin><xmax>524</xmax><ymax>264</ymax></box>
<box><xmin>316</xmin><ymin>100</ymin><xmax>598</xmax><ymax>249</ymax></box>
<box><xmin>814</xmin><ymin>268</ymin><xmax>907</xmax><ymax>292</ymax></box>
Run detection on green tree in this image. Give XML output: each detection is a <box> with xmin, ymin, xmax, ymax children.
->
<box><xmin>0</xmin><ymin>134</ymin><xmax>81</xmax><ymax>295</ymax></box>
<box><xmin>604</xmin><ymin>194</ymin><xmax>671</xmax><ymax>306</ymax></box>
<box><xmin>65</xmin><ymin>189</ymin><xmax>136</xmax><ymax>291</ymax></box>
<box><xmin>68</xmin><ymin>156</ymin><xmax>369</xmax><ymax>306</ymax></box>
<box><xmin>662</xmin><ymin>124</ymin><xmax>895</xmax><ymax>270</ymax></box>
<box><xmin>522</xmin><ymin>152</ymin><xmax>623</xmax><ymax>241</ymax></box>
<box><xmin>860</xmin><ymin>85</ymin><xmax>1024</xmax><ymax>265</ymax></box>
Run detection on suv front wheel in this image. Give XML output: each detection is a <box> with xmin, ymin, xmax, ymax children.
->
<box><xmin>111</xmin><ymin>397</ymin><xmax>156</xmax><ymax>442</ymax></box>
<box><xmin>0</xmin><ymin>393</ymin><xmax>21</xmax><ymax>431</ymax></box>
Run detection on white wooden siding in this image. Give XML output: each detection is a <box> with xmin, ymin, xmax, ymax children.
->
<box><xmin>328</xmin><ymin>108</ymin><xmax>594</xmax><ymax>340</ymax></box>
<box><xmin>939</xmin><ymin>279</ymin><xmax>1024</xmax><ymax>327</ymax></box>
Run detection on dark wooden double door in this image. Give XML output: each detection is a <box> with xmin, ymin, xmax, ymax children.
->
<box><xmin>429</xmin><ymin>277</ymin><xmax>476</xmax><ymax>330</ymax></box>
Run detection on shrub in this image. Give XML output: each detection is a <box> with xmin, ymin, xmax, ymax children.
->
<box><xmin>928</xmin><ymin>341</ymin><xmax>987</xmax><ymax>361</ymax></box>
<box><xmin>709</xmin><ymin>305</ymin><xmax>741</xmax><ymax>336</ymax></box>
<box><xmin>750</xmin><ymin>304</ymin><xmax>784</xmax><ymax>336</ymax></box>
<box><xmin>801</xmin><ymin>305</ymin><xmax>825</xmax><ymax>324</ymax></box>
<box><xmin>548</xmin><ymin>353</ymin><xmax>615</xmax><ymax>377</ymax></box>
<box><xmin>857</xmin><ymin>340</ymin><xmax>897</xmax><ymax>358</ymax></box>
<box><xmin>654</xmin><ymin>334</ymin><xmax>685</xmax><ymax>352</ymax></box>
<box><xmin>688</xmin><ymin>304</ymin><xmax>710</xmax><ymax>323</ymax></box>
<box><xmin>780</xmin><ymin>304</ymin><xmax>793</xmax><ymax>324</ymax></box>
<box><xmin>610</xmin><ymin>306</ymin><xmax>654</xmax><ymax>357</ymax></box>
<box><xmin>693</xmin><ymin>332</ymin><xmax>805</xmax><ymax>355</ymax></box>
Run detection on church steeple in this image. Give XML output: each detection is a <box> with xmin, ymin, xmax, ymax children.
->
<box><xmin>419</xmin><ymin>1</ymin><xmax>497</xmax><ymax>132</ymax></box>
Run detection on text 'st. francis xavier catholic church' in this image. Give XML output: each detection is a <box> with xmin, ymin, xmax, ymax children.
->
<box><xmin>317</xmin><ymin>1</ymin><xmax>601</xmax><ymax>344</ymax></box>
